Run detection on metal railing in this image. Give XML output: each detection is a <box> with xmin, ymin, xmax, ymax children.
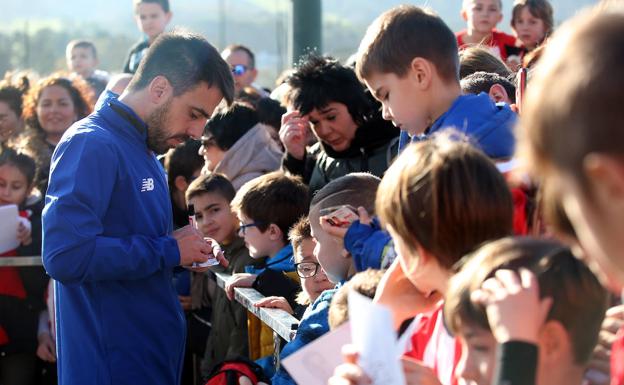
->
<box><xmin>0</xmin><ymin>256</ymin><xmax>43</xmax><ymax>267</ymax></box>
<box><xmin>0</xmin><ymin>256</ymin><xmax>300</xmax><ymax>367</ymax></box>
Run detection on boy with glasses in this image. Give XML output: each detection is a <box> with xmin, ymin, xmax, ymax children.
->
<box><xmin>225</xmin><ymin>171</ymin><xmax>309</xmax><ymax>360</ymax></box>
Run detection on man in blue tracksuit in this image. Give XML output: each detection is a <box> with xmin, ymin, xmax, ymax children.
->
<box><xmin>42</xmin><ymin>31</ymin><xmax>234</xmax><ymax>385</ymax></box>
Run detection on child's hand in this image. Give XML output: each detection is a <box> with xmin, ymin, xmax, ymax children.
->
<box><xmin>374</xmin><ymin>259</ymin><xmax>442</xmax><ymax>329</ymax></box>
<box><xmin>254</xmin><ymin>296</ymin><xmax>294</xmax><ymax>315</ymax></box>
<box><xmin>17</xmin><ymin>221</ymin><xmax>32</xmax><ymax>246</ymax></box>
<box><xmin>320</xmin><ymin>206</ymin><xmax>372</xmax><ymax>240</ymax></box>
<box><xmin>586</xmin><ymin>304</ymin><xmax>624</xmax><ymax>385</ymax></box>
<box><xmin>329</xmin><ymin>344</ymin><xmax>371</xmax><ymax>385</ymax></box>
<box><xmin>402</xmin><ymin>357</ymin><xmax>441</xmax><ymax>385</ymax></box>
<box><xmin>225</xmin><ymin>273</ymin><xmax>257</xmax><ymax>300</ymax></box>
<box><xmin>36</xmin><ymin>332</ymin><xmax>56</xmax><ymax>363</ymax></box>
<box><xmin>471</xmin><ymin>268</ymin><xmax>552</xmax><ymax>344</ymax></box>
<box><xmin>178</xmin><ymin>295</ymin><xmax>192</xmax><ymax>311</ymax></box>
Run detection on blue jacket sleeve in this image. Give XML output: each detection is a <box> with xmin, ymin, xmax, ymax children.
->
<box><xmin>42</xmin><ymin>132</ymin><xmax>180</xmax><ymax>285</ymax></box>
<box><xmin>343</xmin><ymin>217</ymin><xmax>394</xmax><ymax>271</ymax></box>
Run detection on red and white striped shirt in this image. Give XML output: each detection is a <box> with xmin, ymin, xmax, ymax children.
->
<box><xmin>403</xmin><ymin>304</ymin><xmax>461</xmax><ymax>385</ymax></box>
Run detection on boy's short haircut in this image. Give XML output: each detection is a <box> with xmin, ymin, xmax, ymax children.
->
<box><xmin>289</xmin><ymin>216</ymin><xmax>311</xmax><ymax>256</ymax></box>
<box><xmin>128</xmin><ymin>30</ymin><xmax>234</xmax><ymax>105</ymax></box>
<box><xmin>462</xmin><ymin>0</ymin><xmax>503</xmax><ymax>10</ymax></box>
<box><xmin>185</xmin><ymin>173</ymin><xmax>236</xmax><ymax>204</ymax></box>
<box><xmin>66</xmin><ymin>40</ymin><xmax>97</xmax><ymax>59</ymax></box>
<box><xmin>163</xmin><ymin>139</ymin><xmax>203</xmax><ymax>191</ymax></box>
<box><xmin>356</xmin><ymin>5</ymin><xmax>459</xmax><ymax>83</ymax></box>
<box><xmin>518</xmin><ymin>7</ymin><xmax>624</xmax><ymax>191</ymax></box>
<box><xmin>459</xmin><ymin>46</ymin><xmax>512</xmax><ymax>79</ymax></box>
<box><xmin>223</xmin><ymin>44</ymin><xmax>256</xmax><ymax>69</ymax></box>
<box><xmin>231</xmin><ymin>171</ymin><xmax>309</xmax><ymax>242</ymax></box>
<box><xmin>309</xmin><ymin>172</ymin><xmax>381</xmax><ymax>215</ymax></box>
<box><xmin>203</xmin><ymin>102</ymin><xmax>259</xmax><ymax>151</ymax></box>
<box><xmin>133</xmin><ymin>0</ymin><xmax>170</xmax><ymax>13</ymax></box>
<box><xmin>445</xmin><ymin>237</ymin><xmax>608</xmax><ymax>364</ymax></box>
<box><xmin>328</xmin><ymin>269</ymin><xmax>385</xmax><ymax>329</ymax></box>
<box><xmin>460</xmin><ymin>71</ymin><xmax>516</xmax><ymax>103</ymax></box>
<box><xmin>287</xmin><ymin>55</ymin><xmax>375</xmax><ymax>126</ymax></box>
<box><xmin>511</xmin><ymin>0</ymin><xmax>554</xmax><ymax>37</ymax></box>
<box><xmin>376</xmin><ymin>130</ymin><xmax>513</xmax><ymax>269</ymax></box>
<box><xmin>0</xmin><ymin>147</ymin><xmax>37</xmax><ymax>187</ymax></box>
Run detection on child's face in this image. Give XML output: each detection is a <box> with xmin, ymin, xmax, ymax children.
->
<box><xmin>512</xmin><ymin>7</ymin><xmax>547</xmax><ymax>49</ymax></box>
<box><xmin>310</xmin><ymin>209</ymin><xmax>351</xmax><ymax>284</ymax></box>
<box><xmin>560</xmin><ymin>175</ymin><xmax>624</xmax><ymax>292</ymax></box>
<box><xmin>387</xmin><ymin>226</ymin><xmax>438</xmax><ymax>297</ymax></box>
<box><xmin>295</xmin><ymin>238</ymin><xmax>334</xmax><ymax>303</ymax></box>
<box><xmin>36</xmin><ymin>85</ymin><xmax>77</xmax><ymax>142</ymax></box>
<box><xmin>456</xmin><ymin>324</ymin><xmax>497</xmax><ymax>385</ymax></box>
<box><xmin>189</xmin><ymin>192</ymin><xmax>237</xmax><ymax>244</ymax></box>
<box><xmin>0</xmin><ymin>164</ymin><xmax>31</xmax><ymax>207</ymax></box>
<box><xmin>0</xmin><ymin>101</ymin><xmax>22</xmax><ymax>143</ymax></box>
<box><xmin>135</xmin><ymin>2</ymin><xmax>171</xmax><ymax>41</ymax></box>
<box><xmin>67</xmin><ymin>47</ymin><xmax>97</xmax><ymax>78</ymax></box>
<box><xmin>238</xmin><ymin>214</ymin><xmax>275</xmax><ymax>259</ymax></box>
<box><xmin>364</xmin><ymin>70</ymin><xmax>431</xmax><ymax>137</ymax></box>
<box><xmin>463</xmin><ymin>0</ymin><xmax>503</xmax><ymax>35</ymax></box>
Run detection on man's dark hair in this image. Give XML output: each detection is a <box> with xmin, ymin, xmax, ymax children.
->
<box><xmin>460</xmin><ymin>71</ymin><xmax>516</xmax><ymax>103</ymax></box>
<box><xmin>287</xmin><ymin>55</ymin><xmax>375</xmax><ymax>126</ymax></box>
<box><xmin>128</xmin><ymin>30</ymin><xmax>234</xmax><ymax>105</ymax></box>
<box><xmin>224</xmin><ymin>44</ymin><xmax>256</xmax><ymax>69</ymax></box>
<box><xmin>204</xmin><ymin>102</ymin><xmax>259</xmax><ymax>151</ymax></box>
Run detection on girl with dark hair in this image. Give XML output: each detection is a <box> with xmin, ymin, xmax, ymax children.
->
<box><xmin>279</xmin><ymin>55</ymin><xmax>399</xmax><ymax>194</ymax></box>
<box><xmin>0</xmin><ymin>75</ymin><xmax>30</xmax><ymax>149</ymax></box>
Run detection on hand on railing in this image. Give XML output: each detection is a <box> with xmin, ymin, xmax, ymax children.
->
<box><xmin>254</xmin><ymin>296</ymin><xmax>294</xmax><ymax>315</ymax></box>
<box><xmin>225</xmin><ymin>273</ymin><xmax>257</xmax><ymax>300</ymax></box>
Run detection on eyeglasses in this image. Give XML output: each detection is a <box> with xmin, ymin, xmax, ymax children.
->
<box><xmin>231</xmin><ymin>64</ymin><xmax>249</xmax><ymax>77</ymax></box>
<box><xmin>294</xmin><ymin>262</ymin><xmax>322</xmax><ymax>278</ymax></box>
<box><xmin>238</xmin><ymin>221</ymin><xmax>264</xmax><ymax>236</ymax></box>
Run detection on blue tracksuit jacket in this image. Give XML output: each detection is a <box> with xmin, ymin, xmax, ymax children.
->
<box><xmin>42</xmin><ymin>94</ymin><xmax>185</xmax><ymax>385</ymax></box>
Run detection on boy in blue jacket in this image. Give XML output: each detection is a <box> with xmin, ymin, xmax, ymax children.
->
<box><xmin>357</xmin><ymin>5</ymin><xmax>516</xmax><ymax>157</ymax></box>
<box><xmin>42</xmin><ymin>31</ymin><xmax>234</xmax><ymax>385</ymax></box>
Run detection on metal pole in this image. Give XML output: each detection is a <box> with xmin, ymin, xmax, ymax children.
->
<box><xmin>291</xmin><ymin>0</ymin><xmax>322</xmax><ymax>65</ymax></box>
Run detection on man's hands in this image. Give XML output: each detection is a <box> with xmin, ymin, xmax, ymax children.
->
<box><xmin>173</xmin><ymin>225</ymin><xmax>228</xmax><ymax>272</ymax></box>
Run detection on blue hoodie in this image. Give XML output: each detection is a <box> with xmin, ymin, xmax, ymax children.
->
<box><xmin>42</xmin><ymin>94</ymin><xmax>185</xmax><ymax>385</ymax></box>
<box><xmin>398</xmin><ymin>93</ymin><xmax>516</xmax><ymax>158</ymax></box>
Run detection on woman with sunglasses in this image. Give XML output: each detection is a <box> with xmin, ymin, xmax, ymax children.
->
<box><xmin>280</xmin><ymin>55</ymin><xmax>400</xmax><ymax>194</ymax></box>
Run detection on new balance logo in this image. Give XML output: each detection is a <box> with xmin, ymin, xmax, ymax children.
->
<box><xmin>140</xmin><ymin>178</ymin><xmax>154</xmax><ymax>192</ymax></box>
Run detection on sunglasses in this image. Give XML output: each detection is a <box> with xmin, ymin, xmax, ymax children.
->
<box><xmin>231</xmin><ymin>64</ymin><xmax>249</xmax><ymax>77</ymax></box>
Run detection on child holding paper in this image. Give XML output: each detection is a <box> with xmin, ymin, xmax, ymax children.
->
<box><xmin>330</xmin><ymin>131</ymin><xmax>514</xmax><ymax>385</ymax></box>
<box><xmin>0</xmin><ymin>148</ymin><xmax>48</xmax><ymax>384</ymax></box>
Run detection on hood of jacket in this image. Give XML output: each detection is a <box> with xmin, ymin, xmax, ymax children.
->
<box><xmin>428</xmin><ymin>93</ymin><xmax>516</xmax><ymax>159</ymax></box>
<box><xmin>214</xmin><ymin>123</ymin><xmax>283</xmax><ymax>190</ymax></box>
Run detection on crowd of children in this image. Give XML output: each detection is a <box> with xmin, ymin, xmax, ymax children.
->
<box><xmin>2</xmin><ymin>0</ymin><xmax>624</xmax><ymax>385</ymax></box>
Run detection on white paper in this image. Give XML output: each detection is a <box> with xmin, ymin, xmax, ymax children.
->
<box><xmin>0</xmin><ymin>204</ymin><xmax>19</xmax><ymax>254</ymax></box>
<box><xmin>282</xmin><ymin>322</ymin><xmax>352</xmax><ymax>385</ymax></box>
<box><xmin>348</xmin><ymin>290</ymin><xmax>405</xmax><ymax>385</ymax></box>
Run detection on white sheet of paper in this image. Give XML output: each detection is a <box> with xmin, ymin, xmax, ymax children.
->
<box><xmin>282</xmin><ymin>321</ymin><xmax>352</xmax><ymax>385</ymax></box>
<box><xmin>0</xmin><ymin>204</ymin><xmax>19</xmax><ymax>254</ymax></box>
<box><xmin>349</xmin><ymin>290</ymin><xmax>406</xmax><ymax>385</ymax></box>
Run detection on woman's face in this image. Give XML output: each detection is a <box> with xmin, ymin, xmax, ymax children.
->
<box><xmin>305</xmin><ymin>102</ymin><xmax>358</xmax><ymax>152</ymax></box>
<box><xmin>0</xmin><ymin>101</ymin><xmax>22</xmax><ymax>143</ymax></box>
<box><xmin>36</xmin><ymin>85</ymin><xmax>78</xmax><ymax>144</ymax></box>
<box><xmin>199</xmin><ymin>137</ymin><xmax>226</xmax><ymax>171</ymax></box>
